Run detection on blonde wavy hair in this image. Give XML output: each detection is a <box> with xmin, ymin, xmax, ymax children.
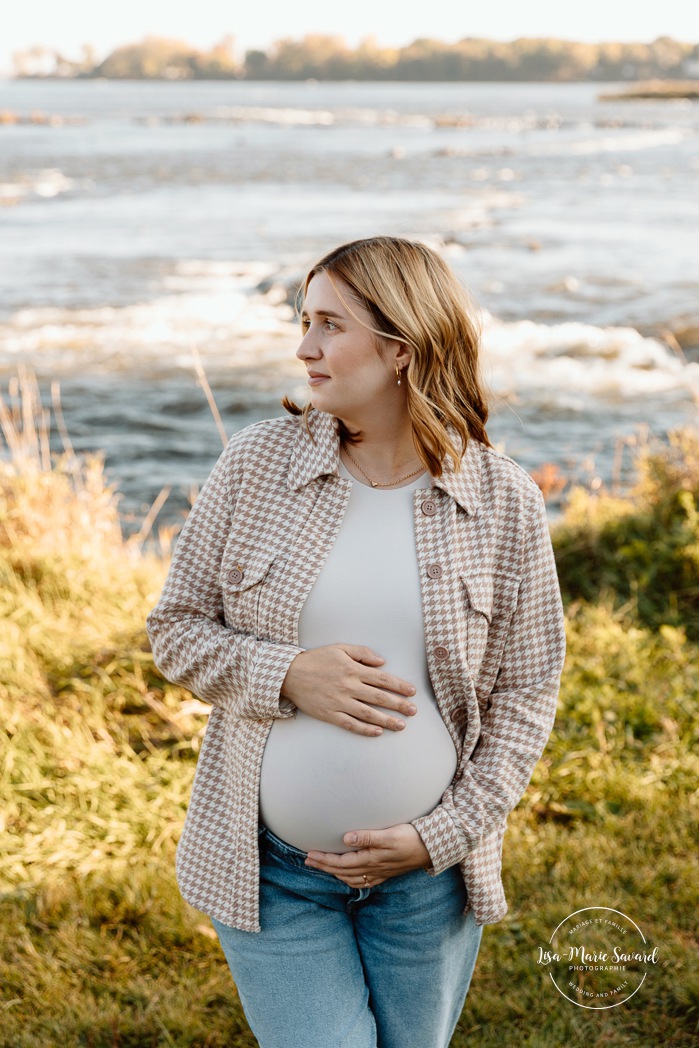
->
<box><xmin>281</xmin><ymin>235</ymin><xmax>492</xmax><ymax>477</ymax></box>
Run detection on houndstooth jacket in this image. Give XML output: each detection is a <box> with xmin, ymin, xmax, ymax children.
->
<box><xmin>146</xmin><ymin>408</ymin><xmax>566</xmax><ymax>933</ymax></box>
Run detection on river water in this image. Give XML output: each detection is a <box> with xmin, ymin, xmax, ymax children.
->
<box><xmin>1</xmin><ymin>79</ymin><xmax>697</xmax><ymax>528</ymax></box>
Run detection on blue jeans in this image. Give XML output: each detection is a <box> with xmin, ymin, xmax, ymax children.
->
<box><xmin>210</xmin><ymin>824</ymin><xmax>483</xmax><ymax>1048</ymax></box>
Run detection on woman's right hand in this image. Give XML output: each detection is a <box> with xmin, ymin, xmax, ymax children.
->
<box><xmin>280</xmin><ymin>643</ymin><xmax>417</xmax><ymax>736</ymax></box>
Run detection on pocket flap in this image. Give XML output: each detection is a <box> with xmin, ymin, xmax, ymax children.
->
<box><xmin>222</xmin><ymin>544</ymin><xmax>277</xmax><ymax>591</ymax></box>
<box><xmin>460</xmin><ymin>572</ymin><xmax>494</xmax><ymax>622</ymax></box>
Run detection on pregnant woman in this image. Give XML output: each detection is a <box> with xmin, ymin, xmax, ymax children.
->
<box><xmin>147</xmin><ymin>236</ymin><xmax>566</xmax><ymax>1048</ymax></box>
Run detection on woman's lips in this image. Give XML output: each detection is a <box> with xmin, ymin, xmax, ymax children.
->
<box><xmin>307</xmin><ymin>374</ymin><xmax>329</xmax><ymax>385</ymax></box>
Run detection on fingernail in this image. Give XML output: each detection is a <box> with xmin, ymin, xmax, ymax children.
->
<box><xmin>395</xmin><ymin>721</ymin><xmax>405</xmax><ymax>730</ymax></box>
<box><xmin>406</xmin><ymin>705</ymin><xmax>417</xmax><ymax>715</ymax></box>
<box><xmin>347</xmin><ymin>833</ymin><xmax>358</xmax><ymax>844</ymax></box>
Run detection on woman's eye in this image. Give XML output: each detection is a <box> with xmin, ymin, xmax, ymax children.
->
<box><xmin>300</xmin><ymin>319</ymin><xmax>337</xmax><ymax>331</ymax></box>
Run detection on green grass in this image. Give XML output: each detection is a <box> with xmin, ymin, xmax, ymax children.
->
<box><xmin>553</xmin><ymin>428</ymin><xmax>699</xmax><ymax>640</ymax></box>
<box><xmin>1</xmin><ymin>379</ymin><xmax>697</xmax><ymax>1046</ymax></box>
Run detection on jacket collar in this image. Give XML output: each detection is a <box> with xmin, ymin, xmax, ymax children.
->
<box><xmin>287</xmin><ymin>409</ymin><xmax>482</xmax><ymax>516</ymax></box>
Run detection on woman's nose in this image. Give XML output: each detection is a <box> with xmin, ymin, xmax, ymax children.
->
<box><xmin>296</xmin><ymin>330</ymin><xmax>321</xmax><ymax>361</ymax></box>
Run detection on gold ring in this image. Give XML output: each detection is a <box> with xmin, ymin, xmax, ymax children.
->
<box><xmin>362</xmin><ymin>874</ymin><xmax>370</xmax><ymax>887</ymax></box>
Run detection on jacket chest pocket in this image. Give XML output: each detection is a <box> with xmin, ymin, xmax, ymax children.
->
<box><xmin>221</xmin><ymin>543</ymin><xmax>279</xmax><ymax>637</ymax></box>
<box><xmin>460</xmin><ymin>571</ymin><xmax>521</xmax><ymax>688</ymax></box>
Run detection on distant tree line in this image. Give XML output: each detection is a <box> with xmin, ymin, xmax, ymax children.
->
<box><xmin>12</xmin><ymin>33</ymin><xmax>699</xmax><ymax>82</ymax></box>
<box><xmin>240</xmin><ymin>34</ymin><xmax>699</xmax><ymax>82</ymax></box>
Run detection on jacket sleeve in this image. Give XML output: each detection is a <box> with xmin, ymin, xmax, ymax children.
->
<box><xmin>411</xmin><ymin>487</ymin><xmax>566</xmax><ymax>873</ymax></box>
<box><xmin>146</xmin><ymin>434</ymin><xmax>303</xmax><ymax>719</ymax></box>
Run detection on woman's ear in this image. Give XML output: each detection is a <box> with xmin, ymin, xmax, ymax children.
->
<box><xmin>395</xmin><ymin>345</ymin><xmax>412</xmax><ymax>370</ymax></box>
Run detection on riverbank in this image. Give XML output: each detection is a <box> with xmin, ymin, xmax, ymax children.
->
<box><xmin>1</xmin><ymin>376</ymin><xmax>697</xmax><ymax>1046</ymax></box>
<box><xmin>600</xmin><ymin>79</ymin><xmax>699</xmax><ymax>100</ymax></box>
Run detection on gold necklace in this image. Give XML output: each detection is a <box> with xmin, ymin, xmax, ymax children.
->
<box><xmin>341</xmin><ymin>444</ymin><xmax>425</xmax><ymax>488</ymax></box>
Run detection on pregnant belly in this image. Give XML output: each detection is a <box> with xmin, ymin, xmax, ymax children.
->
<box><xmin>258</xmin><ymin>698</ymin><xmax>458</xmax><ymax>853</ymax></box>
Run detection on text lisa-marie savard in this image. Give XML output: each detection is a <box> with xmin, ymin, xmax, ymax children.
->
<box><xmin>537</xmin><ymin>946</ymin><xmax>659</xmax><ymax>969</ymax></box>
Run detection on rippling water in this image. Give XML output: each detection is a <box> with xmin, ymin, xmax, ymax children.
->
<box><xmin>1</xmin><ymin>79</ymin><xmax>697</xmax><ymax>527</ymax></box>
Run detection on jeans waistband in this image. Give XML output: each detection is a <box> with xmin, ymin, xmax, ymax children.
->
<box><xmin>258</xmin><ymin>823</ymin><xmax>310</xmax><ymax>867</ymax></box>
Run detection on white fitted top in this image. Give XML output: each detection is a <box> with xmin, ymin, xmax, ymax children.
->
<box><xmin>258</xmin><ymin>458</ymin><xmax>458</xmax><ymax>852</ymax></box>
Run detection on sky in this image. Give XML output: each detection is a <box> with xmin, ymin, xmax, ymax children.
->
<box><xmin>3</xmin><ymin>0</ymin><xmax>698</xmax><ymax>73</ymax></box>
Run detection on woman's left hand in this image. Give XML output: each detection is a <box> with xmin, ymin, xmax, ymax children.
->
<box><xmin>304</xmin><ymin>824</ymin><xmax>431</xmax><ymax>887</ymax></box>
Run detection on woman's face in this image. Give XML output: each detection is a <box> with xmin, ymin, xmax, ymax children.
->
<box><xmin>296</xmin><ymin>271</ymin><xmax>404</xmax><ymax>421</ymax></box>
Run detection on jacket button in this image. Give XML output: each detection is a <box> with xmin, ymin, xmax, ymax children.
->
<box><xmin>426</xmin><ymin>563</ymin><xmax>443</xmax><ymax>579</ymax></box>
<box><xmin>421</xmin><ymin>498</ymin><xmax>438</xmax><ymax>516</ymax></box>
<box><xmin>450</xmin><ymin>708</ymin><xmax>465</xmax><ymax>725</ymax></box>
<box><xmin>227</xmin><ymin>566</ymin><xmax>244</xmax><ymax>584</ymax></box>
<box><xmin>434</xmin><ymin>644</ymin><xmax>449</xmax><ymax>660</ymax></box>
